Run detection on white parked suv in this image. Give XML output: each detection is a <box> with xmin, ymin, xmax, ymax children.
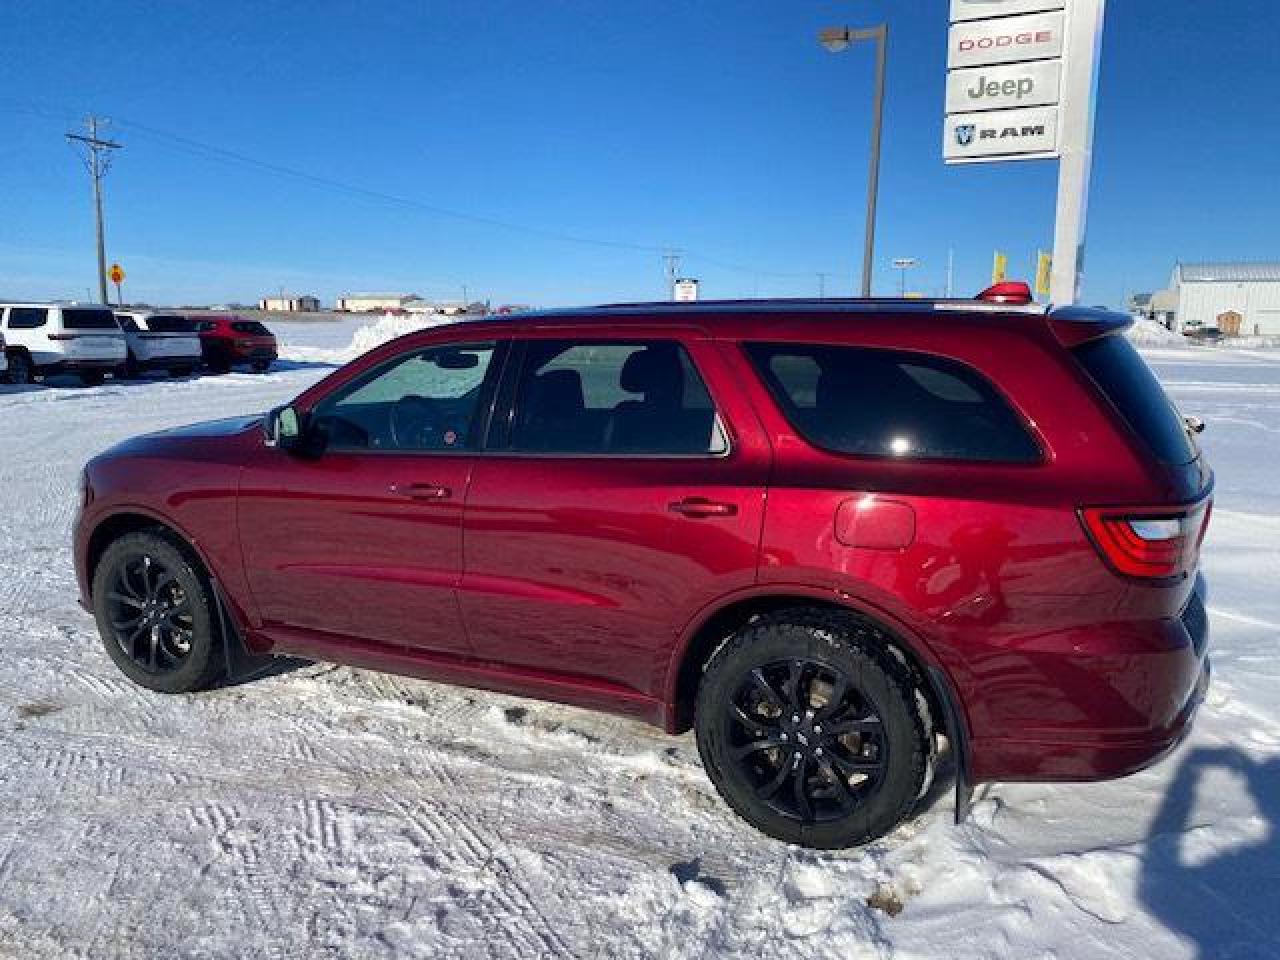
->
<box><xmin>0</xmin><ymin>303</ymin><xmax>126</xmax><ymax>386</ymax></box>
<box><xmin>114</xmin><ymin>310</ymin><xmax>203</xmax><ymax>378</ymax></box>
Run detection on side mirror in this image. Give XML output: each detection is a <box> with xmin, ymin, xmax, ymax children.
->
<box><xmin>263</xmin><ymin>405</ymin><xmax>308</xmax><ymax>452</ymax></box>
<box><xmin>1185</xmin><ymin>415</ymin><xmax>1206</xmax><ymax>435</ymax></box>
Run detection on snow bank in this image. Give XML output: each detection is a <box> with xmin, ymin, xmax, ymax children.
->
<box><xmin>1126</xmin><ymin>317</ymin><xmax>1187</xmax><ymax>347</ymax></box>
<box><xmin>283</xmin><ymin>311</ymin><xmax>459</xmax><ymax>365</ymax></box>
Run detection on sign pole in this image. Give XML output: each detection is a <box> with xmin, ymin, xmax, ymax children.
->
<box><xmin>1049</xmin><ymin>0</ymin><xmax>1105</xmax><ymax>305</ymax></box>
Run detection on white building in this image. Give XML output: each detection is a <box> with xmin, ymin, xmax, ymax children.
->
<box><xmin>259</xmin><ymin>294</ymin><xmax>320</xmax><ymax>312</ymax></box>
<box><xmin>335</xmin><ymin>293</ymin><xmax>418</xmax><ymax>312</ymax></box>
<box><xmin>1167</xmin><ymin>262</ymin><xmax>1280</xmax><ymax>335</ymax></box>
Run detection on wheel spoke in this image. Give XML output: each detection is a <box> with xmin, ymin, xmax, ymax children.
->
<box><xmin>817</xmin><ymin>757</ymin><xmax>859</xmax><ymax>811</ymax></box>
<box><xmin>107</xmin><ymin>590</ymin><xmax>144</xmax><ymax>609</ymax></box>
<box><xmin>785</xmin><ymin>660</ymin><xmax>806</xmax><ymax>709</ymax></box>
<box><xmin>732</xmin><ymin>735</ymin><xmax>785</xmax><ymax>759</ymax></box>
<box><xmin>748</xmin><ymin>667</ymin><xmax>784</xmax><ymax>708</ymax></box>
<box><xmin>730</xmin><ymin>702</ymin><xmax>779</xmax><ymax>732</ymax></box>
<box><xmin>825</xmin><ymin>715</ymin><xmax>882</xmax><ymax>736</ymax></box>
<box><xmin>792</xmin><ymin>754</ymin><xmax>813</xmax><ymax>822</ymax></box>
<box><xmin>110</xmin><ymin>614</ymin><xmax>143</xmax><ymax>632</ymax></box>
<box><xmin>817</xmin><ymin>672</ymin><xmax>850</xmax><ymax>720</ymax></box>
<box><xmin>828</xmin><ymin>751</ymin><xmax>883</xmax><ymax>776</ymax></box>
<box><xmin>147</xmin><ymin>627</ymin><xmax>160</xmax><ymax>669</ymax></box>
<box><xmin>119</xmin><ymin>566</ymin><xmax>147</xmax><ymax>601</ymax></box>
<box><xmin>754</xmin><ymin>757</ymin><xmax>792</xmax><ymax>802</ymax></box>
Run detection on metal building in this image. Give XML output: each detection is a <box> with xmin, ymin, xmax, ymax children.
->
<box><xmin>1171</xmin><ymin>262</ymin><xmax>1280</xmax><ymax>336</ymax></box>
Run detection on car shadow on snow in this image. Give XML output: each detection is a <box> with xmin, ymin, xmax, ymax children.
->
<box><xmin>1140</xmin><ymin>746</ymin><xmax>1280</xmax><ymax>958</ymax></box>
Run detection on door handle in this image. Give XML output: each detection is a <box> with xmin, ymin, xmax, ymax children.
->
<box><xmin>390</xmin><ymin>482</ymin><xmax>452</xmax><ymax>501</ymax></box>
<box><xmin>669</xmin><ymin>497</ymin><xmax>738</xmax><ymax>518</ymax></box>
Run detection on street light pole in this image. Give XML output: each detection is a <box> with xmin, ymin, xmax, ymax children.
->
<box><xmin>819</xmin><ymin>23</ymin><xmax>888</xmax><ymax>298</ymax></box>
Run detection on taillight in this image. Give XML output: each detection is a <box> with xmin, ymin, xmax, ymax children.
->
<box><xmin>1080</xmin><ymin>501</ymin><xmax>1211</xmax><ymax>581</ymax></box>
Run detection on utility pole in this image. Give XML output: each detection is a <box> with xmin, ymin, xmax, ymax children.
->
<box><xmin>946</xmin><ymin>249</ymin><xmax>955</xmax><ymax>298</ymax></box>
<box><xmin>662</xmin><ymin>250</ymin><xmax>682</xmax><ymax>300</ymax></box>
<box><xmin>66</xmin><ymin>116</ymin><xmax>122</xmax><ymax>305</ymax></box>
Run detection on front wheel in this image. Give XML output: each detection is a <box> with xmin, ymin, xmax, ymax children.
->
<box><xmin>695</xmin><ymin>609</ymin><xmax>930</xmax><ymax>848</ymax></box>
<box><xmin>79</xmin><ymin>370</ymin><xmax>106</xmax><ymax>386</ymax></box>
<box><xmin>251</xmin><ymin>360</ymin><xmax>272</xmax><ymax>373</ymax></box>
<box><xmin>92</xmin><ymin>531</ymin><xmax>225</xmax><ymax>693</ymax></box>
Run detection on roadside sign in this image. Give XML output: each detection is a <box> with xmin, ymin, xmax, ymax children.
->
<box><xmin>992</xmin><ymin>251</ymin><xmax>1009</xmax><ymax>284</ymax></box>
<box><xmin>946</xmin><ymin>60</ymin><xmax>1062</xmax><ymax>113</ymax></box>
<box><xmin>944</xmin><ymin>105</ymin><xmax>1059</xmax><ymax>161</ymax></box>
<box><xmin>950</xmin><ymin>0</ymin><xmax>1065</xmax><ymax>22</ymax></box>
<box><xmin>892</xmin><ymin>258</ymin><xmax>917</xmax><ymax>269</ymax></box>
<box><xmin>947</xmin><ymin>11</ymin><xmax>1065</xmax><ymax>69</ymax></box>
<box><xmin>109</xmin><ymin>263</ymin><xmax>125</xmax><ymax>284</ymax></box>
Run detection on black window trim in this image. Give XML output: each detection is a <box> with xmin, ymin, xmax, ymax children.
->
<box><xmin>744</xmin><ymin>341</ymin><xmax>1046</xmax><ymax>467</ymax></box>
<box><xmin>482</xmin><ymin>337</ymin><xmax>734</xmax><ymax>461</ymax></box>
<box><xmin>306</xmin><ymin>339</ymin><xmax>510</xmax><ymax>457</ymax></box>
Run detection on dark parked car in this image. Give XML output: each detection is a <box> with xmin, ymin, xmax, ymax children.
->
<box><xmin>74</xmin><ymin>285</ymin><xmax>1212</xmax><ymax>848</ymax></box>
<box><xmin>193</xmin><ymin>314</ymin><xmax>277</xmax><ymax>373</ymax></box>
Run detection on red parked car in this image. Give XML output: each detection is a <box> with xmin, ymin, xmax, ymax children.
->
<box><xmin>193</xmin><ymin>314</ymin><xmax>277</xmax><ymax>373</ymax></box>
<box><xmin>74</xmin><ymin>286</ymin><xmax>1211</xmax><ymax>848</ymax></box>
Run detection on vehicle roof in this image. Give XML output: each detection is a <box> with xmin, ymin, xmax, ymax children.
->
<box><xmin>0</xmin><ymin>301</ymin><xmax>113</xmax><ymax>309</ymax></box>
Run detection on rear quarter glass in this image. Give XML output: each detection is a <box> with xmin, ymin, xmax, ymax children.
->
<box><xmin>1072</xmin><ymin>336</ymin><xmax>1197</xmax><ymax>466</ymax></box>
<box><xmin>61</xmin><ymin>308</ymin><xmax>120</xmax><ymax>330</ymax></box>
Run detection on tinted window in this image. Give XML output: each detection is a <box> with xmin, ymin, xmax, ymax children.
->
<box><xmin>506</xmin><ymin>340</ymin><xmax>727</xmax><ymax>455</ymax></box>
<box><xmin>146</xmin><ymin>314</ymin><xmax>197</xmax><ymax>333</ymax></box>
<box><xmin>1074</xmin><ymin>335</ymin><xmax>1196</xmax><ymax>465</ymax></box>
<box><xmin>747</xmin><ymin>343</ymin><xmax>1041</xmax><ymax>463</ymax></box>
<box><xmin>62</xmin><ymin>308</ymin><xmax>119</xmax><ymax>329</ymax></box>
<box><xmin>7</xmin><ymin>308</ymin><xmax>48</xmax><ymax>329</ymax></box>
<box><xmin>115</xmin><ymin>314</ymin><xmax>140</xmax><ymax>332</ymax></box>
<box><xmin>231</xmin><ymin>321</ymin><xmax>271</xmax><ymax>336</ymax></box>
<box><xmin>312</xmin><ymin>343</ymin><xmax>496</xmax><ymax>452</ymax></box>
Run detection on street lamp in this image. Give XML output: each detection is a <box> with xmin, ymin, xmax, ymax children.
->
<box><xmin>818</xmin><ymin>23</ymin><xmax>888</xmax><ymax>298</ymax></box>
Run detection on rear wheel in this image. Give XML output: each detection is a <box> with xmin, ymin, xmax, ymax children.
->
<box><xmin>121</xmin><ymin>352</ymin><xmax>141</xmax><ymax>379</ymax></box>
<box><xmin>79</xmin><ymin>370</ymin><xmax>106</xmax><ymax>387</ymax></box>
<box><xmin>4</xmin><ymin>350</ymin><xmax>32</xmax><ymax>385</ymax></box>
<box><xmin>167</xmin><ymin>365</ymin><xmax>195</xmax><ymax>378</ymax></box>
<box><xmin>251</xmin><ymin>360</ymin><xmax>271</xmax><ymax>374</ymax></box>
<box><xmin>694</xmin><ymin>609</ymin><xmax>929</xmax><ymax>848</ymax></box>
<box><xmin>92</xmin><ymin>531</ymin><xmax>225</xmax><ymax>693</ymax></box>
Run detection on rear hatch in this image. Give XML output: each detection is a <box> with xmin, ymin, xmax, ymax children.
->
<box><xmin>229</xmin><ymin>320</ymin><xmax>277</xmax><ymax>356</ymax></box>
<box><xmin>139</xmin><ymin>314</ymin><xmax>202</xmax><ymax>358</ymax></box>
<box><xmin>1052</xmin><ymin>310</ymin><xmax>1211</xmax><ymax>596</ymax></box>
<box><xmin>58</xmin><ymin>307</ymin><xmax>126</xmax><ymax>359</ymax></box>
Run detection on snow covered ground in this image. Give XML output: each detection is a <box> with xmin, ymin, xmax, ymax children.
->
<box><xmin>0</xmin><ymin>320</ymin><xmax>1277</xmax><ymax>959</ymax></box>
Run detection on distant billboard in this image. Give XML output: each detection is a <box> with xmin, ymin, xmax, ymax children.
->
<box><xmin>674</xmin><ymin>278</ymin><xmax>699</xmax><ymax>302</ymax></box>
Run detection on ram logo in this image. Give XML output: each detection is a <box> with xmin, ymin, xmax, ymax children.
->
<box><xmin>955</xmin><ymin>124</ymin><xmax>976</xmax><ymax>146</ymax></box>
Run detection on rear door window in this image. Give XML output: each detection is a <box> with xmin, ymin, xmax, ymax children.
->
<box><xmin>503</xmin><ymin>340</ymin><xmax>728</xmax><ymax>455</ymax></box>
<box><xmin>746</xmin><ymin>342</ymin><xmax>1041</xmax><ymax>463</ymax></box>
<box><xmin>62</xmin><ymin>308</ymin><xmax>119</xmax><ymax>330</ymax></box>
<box><xmin>7</xmin><ymin>307</ymin><xmax>49</xmax><ymax>329</ymax></box>
<box><xmin>1073</xmin><ymin>335</ymin><xmax>1197</xmax><ymax>465</ymax></box>
<box><xmin>146</xmin><ymin>315</ymin><xmax>197</xmax><ymax>333</ymax></box>
<box><xmin>231</xmin><ymin>321</ymin><xmax>272</xmax><ymax>336</ymax></box>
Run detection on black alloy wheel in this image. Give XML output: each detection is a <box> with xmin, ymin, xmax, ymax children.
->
<box><xmin>695</xmin><ymin>609</ymin><xmax>929</xmax><ymax>848</ymax></box>
<box><xmin>104</xmin><ymin>553</ymin><xmax>195</xmax><ymax>673</ymax></box>
<box><xmin>5</xmin><ymin>351</ymin><xmax>32</xmax><ymax>384</ymax></box>
<box><xmin>726</xmin><ymin>658</ymin><xmax>889</xmax><ymax>825</ymax></box>
<box><xmin>92</xmin><ymin>531</ymin><xmax>224</xmax><ymax>693</ymax></box>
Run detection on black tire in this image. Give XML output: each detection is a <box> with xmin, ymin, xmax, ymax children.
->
<box><xmin>168</xmin><ymin>366</ymin><xmax>195</xmax><ymax>378</ymax></box>
<box><xmin>5</xmin><ymin>350</ymin><xmax>32</xmax><ymax>385</ymax></box>
<box><xmin>694</xmin><ymin>608</ymin><xmax>929</xmax><ymax>849</ymax></box>
<box><xmin>79</xmin><ymin>370</ymin><xmax>106</xmax><ymax>387</ymax></box>
<box><xmin>251</xmin><ymin>360</ymin><xmax>271</xmax><ymax>374</ymax></box>
<box><xmin>92</xmin><ymin>531</ymin><xmax>225</xmax><ymax>694</ymax></box>
<box><xmin>121</xmin><ymin>352</ymin><xmax>141</xmax><ymax>379</ymax></box>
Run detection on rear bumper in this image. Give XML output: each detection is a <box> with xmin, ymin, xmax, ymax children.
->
<box><xmin>967</xmin><ymin>575</ymin><xmax>1210</xmax><ymax>782</ymax></box>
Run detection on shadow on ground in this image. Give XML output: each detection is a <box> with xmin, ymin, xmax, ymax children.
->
<box><xmin>1141</xmin><ymin>746</ymin><xmax>1280</xmax><ymax>959</ymax></box>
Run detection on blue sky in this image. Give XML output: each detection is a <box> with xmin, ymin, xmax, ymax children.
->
<box><xmin>1</xmin><ymin>0</ymin><xmax>1277</xmax><ymax>308</ymax></box>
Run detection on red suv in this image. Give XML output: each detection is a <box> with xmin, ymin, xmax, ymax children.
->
<box><xmin>73</xmin><ymin>289</ymin><xmax>1211</xmax><ymax>848</ymax></box>
<box><xmin>193</xmin><ymin>314</ymin><xmax>278</xmax><ymax>373</ymax></box>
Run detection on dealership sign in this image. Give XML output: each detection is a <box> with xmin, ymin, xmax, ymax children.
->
<box><xmin>944</xmin><ymin>105</ymin><xmax>1059</xmax><ymax>160</ymax></box>
<box><xmin>946</xmin><ymin>60</ymin><xmax>1061</xmax><ymax>113</ymax></box>
<box><xmin>943</xmin><ymin>5</ymin><xmax>1070</xmax><ymax>164</ymax></box>
<box><xmin>950</xmin><ymin>0</ymin><xmax>1065</xmax><ymax>22</ymax></box>
<box><xmin>947</xmin><ymin>11</ymin><xmax>1064</xmax><ymax>69</ymax></box>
